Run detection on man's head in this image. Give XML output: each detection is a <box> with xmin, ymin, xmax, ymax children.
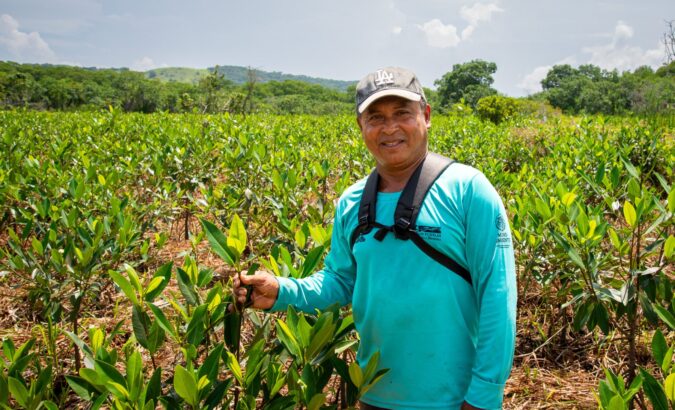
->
<box><xmin>355</xmin><ymin>67</ymin><xmax>426</xmax><ymax>115</ymax></box>
<box><xmin>355</xmin><ymin>67</ymin><xmax>431</xmax><ymax>175</ymax></box>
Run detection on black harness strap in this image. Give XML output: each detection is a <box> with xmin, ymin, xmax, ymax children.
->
<box><xmin>349</xmin><ymin>153</ymin><xmax>472</xmax><ymax>285</ymax></box>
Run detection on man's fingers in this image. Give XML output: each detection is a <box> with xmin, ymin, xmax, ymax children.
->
<box><xmin>239</xmin><ymin>271</ymin><xmax>267</xmax><ymax>285</ymax></box>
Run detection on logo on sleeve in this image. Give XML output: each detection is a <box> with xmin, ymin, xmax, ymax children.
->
<box><xmin>495</xmin><ymin>215</ymin><xmax>511</xmax><ymax>248</ymax></box>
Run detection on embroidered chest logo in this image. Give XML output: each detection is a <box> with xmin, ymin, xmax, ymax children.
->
<box><xmin>416</xmin><ymin>225</ymin><xmax>442</xmax><ymax>241</ymax></box>
<box><xmin>374</xmin><ymin>70</ymin><xmax>395</xmax><ymax>86</ymax></box>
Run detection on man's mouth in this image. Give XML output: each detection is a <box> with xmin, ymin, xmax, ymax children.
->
<box><xmin>381</xmin><ymin>140</ymin><xmax>404</xmax><ymax>148</ymax></box>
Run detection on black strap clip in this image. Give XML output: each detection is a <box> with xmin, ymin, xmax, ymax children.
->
<box><xmin>393</xmin><ymin>217</ymin><xmax>411</xmax><ymax>240</ymax></box>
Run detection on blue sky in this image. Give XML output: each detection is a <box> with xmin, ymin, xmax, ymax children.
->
<box><xmin>0</xmin><ymin>0</ymin><xmax>671</xmax><ymax>96</ymax></box>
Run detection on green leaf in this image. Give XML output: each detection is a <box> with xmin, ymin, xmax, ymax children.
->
<box><xmin>640</xmin><ymin>368</ymin><xmax>669</xmax><ymax>410</ymax></box>
<box><xmin>198</xmin><ymin>343</ymin><xmax>223</xmax><ymax>383</ymax></box>
<box><xmin>535</xmin><ymin>198</ymin><xmax>551</xmax><ymax>220</ymax></box>
<box><xmin>7</xmin><ymin>378</ymin><xmax>28</xmax><ymax>408</ymax></box>
<box><xmin>567</xmin><ymin>248</ymin><xmax>585</xmax><ymax>270</ymax></box>
<box><xmin>607</xmin><ymin>395</ymin><xmax>627</xmax><ymax>410</ymax></box>
<box><xmin>144</xmin><ymin>367</ymin><xmax>162</xmax><ymax>405</ymax></box>
<box><xmin>185</xmin><ymin>304</ymin><xmax>208</xmax><ymax>346</ymax></box>
<box><xmin>144</xmin><ymin>262</ymin><xmax>172</xmax><ymax>302</ymax></box>
<box><xmin>623</xmin><ymin>201</ymin><xmax>637</xmax><ymax>228</ymax></box>
<box><xmin>145</xmin><ymin>277</ymin><xmax>164</xmax><ymax>299</ymax></box>
<box><xmin>146</xmin><ymin>321</ymin><xmax>165</xmax><ymax>354</ymax></box>
<box><xmin>105</xmin><ymin>381</ymin><xmax>130</xmax><ymax>400</ymax></box>
<box><xmin>651</xmin><ymin>330</ymin><xmax>667</xmax><ymax>371</ymax></box>
<box><xmin>662</xmin><ymin>346</ymin><xmax>674</xmax><ymax>374</ymax></box>
<box><xmin>227</xmin><ymin>214</ymin><xmax>247</xmax><ymax>258</ymax></box>
<box><xmin>173</xmin><ymin>365</ymin><xmax>198</xmax><ymax>407</ymax></box>
<box><xmin>108</xmin><ymin>270</ymin><xmax>139</xmax><ymax>305</ymax></box>
<box><xmin>132</xmin><ymin>305</ymin><xmax>151</xmax><ymax>349</ymax></box>
<box><xmin>307</xmin><ymin>393</ymin><xmax>326</xmax><ymax>410</ymax></box>
<box><xmin>654</xmin><ymin>305</ymin><xmax>675</xmax><ymax>330</ymax></box>
<box><xmin>359</xmin><ymin>368</ymin><xmax>389</xmax><ymax>397</ymax></box>
<box><xmin>176</xmin><ymin>268</ymin><xmax>198</xmax><ymax>306</ymax></box>
<box><xmin>79</xmin><ymin>368</ymin><xmax>104</xmax><ymax>389</ymax></box>
<box><xmin>65</xmin><ymin>376</ymin><xmax>97</xmax><ymax>400</ymax></box>
<box><xmin>225</xmin><ymin>351</ymin><xmax>243</xmax><ymax>385</ymax></box>
<box><xmin>125</xmin><ymin>264</ymin><xmax>142</xmax><ymax>294</ymax></box>
<box><xmin>294</xmin><ymin>228</ymin><xmax>307</xmax><ymax>249</ymax></box>
<box><xmin>665</xmin><ymin>374</ymin><xmax>675</xmax><ymax>402</ymax></box>
<box><xmin>668</xmin><ymin>188</ymin><xmax>674</xmax><ymax>214</ymax></box>
<box><xmin>31</xmin><ymin>237</ymin><xmax>43</xmax><ymax>255</ymax></box>
<box><xmin>223</xmin><ymin>311</ymin><xmax>241</xmax><ymax>354</ymax></box>
<box><xmin>307</xmin><ymin>315</ymin><xmax>336</xmax><ymax>361</ymax></box>
<box><xmin>40</xmin><ymin>401</ymin><xmax>59</xmax><ymax>410</ymax></box>
<box><xmin>309</xmin><ymin>224</ymin><xmax>331</xmax><ymax>247</ymax></box>
<box><xmin>348</xmin><ymin>362</ymin><xmax>363</xmax><ymax>388</ymax></box>
<box><xmin>665</xmin><ymin>236</ymin><xmax>675</xmax><ymax>259</ymax></box>
<box><xmin>301</xmin><ymin>246</ymin><xmax>324</xmax><ymax>278</ymax></box>
<box><xmin>275</xmin><ymin>319</ymin><xmax>302</xmax><ymax>359</ymax></box>
<box><xmin>94</xmin><ymin>359</ymin><xmax>126</xmax><ymax>388</ymax></box>
<box><xmin>621</xmin><ymin>157</ymin><xmax>640</xmax><ymax>179</ymax></box>
<box><xmin>363</xmin><ymin>351</ymin><xmax>380</xmax><ymax>381</ymax></box>
<box><xmin>608</xmin><ymin>228</ymin><xmax>621</xmax><ymax>251</ymax></box>
<box><xmin>147</xmin><ymin>303</ymin><xmax>176</xmax><ymax>340</ymax></box>
<box><xmin>595</xmin><ymin>163</ymin><xmax>605</xmax><ymax>185</ymax></box>
<box><xmin>200</xmin><ymin>219</ymin><xmax>236</xmax><ymax>266</ymax></box>
<box><xmin>202</xmin><ymin>380</ymin><xmax>232</xmax><ymax>409</ymax></box>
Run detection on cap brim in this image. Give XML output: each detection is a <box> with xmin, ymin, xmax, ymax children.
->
<box><xmin>357</xmin><ymin>89</ymin><xmax>422</xmax><ymax>114</ymax></box>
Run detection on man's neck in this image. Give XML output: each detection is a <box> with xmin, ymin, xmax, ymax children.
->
<box><xmin>377</xmin><ymin>154</ymin><xmax>427</xmax><ymax>192</ymax></box>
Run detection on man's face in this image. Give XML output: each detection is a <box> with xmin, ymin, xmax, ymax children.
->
<box><xmin>357</xmin><ymin>96</ymin><xmax>431</xmax><ymax>173</ymax></box>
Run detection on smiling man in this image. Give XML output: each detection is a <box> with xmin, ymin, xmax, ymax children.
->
<box><xmin>235</xmin><ymin>67</ymin><xmax>517</xmax><ymax>409</ymax></box>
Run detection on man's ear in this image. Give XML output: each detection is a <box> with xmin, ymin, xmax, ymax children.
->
<box><xmin>356</xmin><ymin>115</ymin><xmax>364</xmax><ymax>132</ymax></box>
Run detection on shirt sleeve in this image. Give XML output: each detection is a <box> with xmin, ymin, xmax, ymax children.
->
<box><xmin>462</xmin><ymin>172</ymin><xmax>517</xmax><ymax>410</ymax></box>
<box><xmin>270</xmin><ymin>198</ymin><xmax>357</xmax><ymax>314</ymax></box>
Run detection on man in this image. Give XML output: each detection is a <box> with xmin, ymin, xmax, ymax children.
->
<box><xmin>234</xmin><ymin>67</ymin><xmax>517</xmax><ymax>409</ymax></box>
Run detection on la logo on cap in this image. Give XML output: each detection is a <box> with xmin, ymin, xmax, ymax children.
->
<box><xmin>374</xmin><ymin>70</ymin><xmax>395</xmax><ymax>86</ymax></box>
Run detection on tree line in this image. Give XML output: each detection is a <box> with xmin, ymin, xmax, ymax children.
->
<box><xmin>0</xmin><ymin>62</ymin><xmax>354</xmax><ymax>115</ymax></box>
<box><xmin>1</xmin><ymin>59</ymin><xmax>673</xmax><ymax>116</ymax></box>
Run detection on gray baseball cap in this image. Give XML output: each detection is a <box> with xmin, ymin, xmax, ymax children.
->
<box><xmin>355</xmin><ymin>67</ymin><xmax>426</xmax><ymax>114</ymax></box>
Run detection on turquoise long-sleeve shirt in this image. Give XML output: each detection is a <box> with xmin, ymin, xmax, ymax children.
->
<box><xmin>272</xmin><ymin>162</ymin><xmax>517</xmax><ymax>409</ymax></box>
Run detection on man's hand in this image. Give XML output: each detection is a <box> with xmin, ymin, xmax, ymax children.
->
<box><xmin>461</xmin><ymin>401</ymin><xmax>482</xmax><ymax>410</ymax></box>
<box><xmin>232</xmin><ymin>270</ymin><xmax>279</xmax><ymax>310</ymax></box>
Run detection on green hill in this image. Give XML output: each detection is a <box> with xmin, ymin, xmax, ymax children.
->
<box><xmin>145</xmin><ymin>67</ymin><xmax>208</xmax><ymax>84</ymax></box>
<box><xmin>146</xmin><ymin>65</ymin><xmax>354</xmax><ymax>91</ymax></box>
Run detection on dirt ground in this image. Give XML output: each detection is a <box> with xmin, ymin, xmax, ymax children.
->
<box><xmin>0</xmin><ymin>219</ymin><xmax>633</xmax><ymax>409</ymax></box>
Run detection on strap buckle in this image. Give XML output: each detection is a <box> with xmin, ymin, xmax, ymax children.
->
<box><xmin>393</xmin><ymin>217</ymin><xmax>411</xmax><ymax>240</ymax></box>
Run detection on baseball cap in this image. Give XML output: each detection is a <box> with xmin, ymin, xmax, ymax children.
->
<box><xmin>355</xmin><ymin>67</ymin><xmax>426</xmax><ymax>114</ymax></box>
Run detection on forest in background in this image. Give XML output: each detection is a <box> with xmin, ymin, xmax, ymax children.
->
<box><xmin>0</xmin><ymin>59</ymin><xmax>673</xmax><ymax>118</ymax></box>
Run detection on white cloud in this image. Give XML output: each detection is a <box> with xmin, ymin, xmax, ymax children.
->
<box><xmin>418</xmin><ymin>19</ymin><xmax>461</xmax><ymax>48</ymax></box>
<box><xmin>582</xmin><ymin>21</ymin><xmax>664</xmax><ymax>71</ymax></box>
<box><xmin>517</xmin><ymin>20</ymin><xmax>665</xmax><ymax>95</ymax></box>
<box><xmin>418</xmin><ymin>2</ymin><xmax>503</xmax><ymax>48</ymax></box>
<box><xmin>392</xmin><ymin>26</ymin><xmax>402</xmax><ymax>35</ymax></box>
<box><xmin>518</xmin><ymin>66</ymin><xmax>551</xmax><ymax>95</ymax></box>
<box><xmin>613</xmin><ymin>20</ymin><xmax>634</xmax><ymax>42</ymax></box>
<box><xmin>131</xmin><ymin>56</ymin><xmax>167</xmax><ymax>72</ymax></box>
<box><xmin>518</xmin><ymin>57</ymin><xmax>577</xmax><ymax>95</ymax></box>
<box><xmin>460</xmin><ymin>2</ymin><xmax>503</xmax><ymax>40</ymax></box>
<box><xmin>0</xmin><ymin>14</ymin><xmax>56</xmax><ymax>63</ymax></box>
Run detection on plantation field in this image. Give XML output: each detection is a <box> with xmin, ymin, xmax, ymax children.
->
<box><xmin>0</xmin><ymin>109</ymin><xmax>674</xmax><ymax>409</ymax></box>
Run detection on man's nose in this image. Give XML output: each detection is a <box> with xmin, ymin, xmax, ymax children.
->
<box><xmin>382</xmin><ymin>116</ymin><xmax>399</xmax><ymax>133</ymax></box>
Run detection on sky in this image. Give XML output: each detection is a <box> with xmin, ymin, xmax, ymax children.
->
<box><xmin>0</xmin><ymin>0</ymin><xmax>672</xmax><ymax>96</ymax></box>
